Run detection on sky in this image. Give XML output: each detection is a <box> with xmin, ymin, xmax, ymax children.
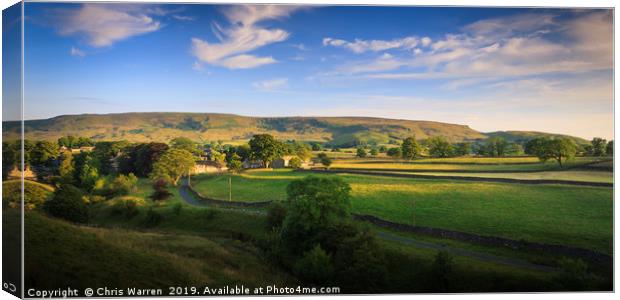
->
<box><xmin>9</xmin><ymin>3</ymin><xmax>615</xmax><ymax>139</ymax></box>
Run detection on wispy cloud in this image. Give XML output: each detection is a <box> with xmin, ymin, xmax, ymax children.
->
<box><xmin>70</xmin><ymin>47</ymin><xmax>86</xmax><ymax>57</ymax></box>
<box><xmin>322</xmin><ymin>36</ymin><xmax>424</xmax><ymax>53</ymax></box>
<box><xmin>191</xmin><ymin>5</ymin><xmax>302</xmax><ymax>70</ymax></box>
<box><xmin>253</xmin><ymin>78</ymin><xmax>288</xmax><ymax>91</ymax></box>
<box><xmin>319</xmin><ymin>11</ymin><xmax>612</xmax><ymax>84</ymax></box>
<box><xmin>172</xmin><ymin>15</ymin><xmax>195</xmax><ymax>21</ymax></box>
<box><xmin>56</xmin><ymin>4</ymin><xmax>162</xmax><ymax>47</ymax></box>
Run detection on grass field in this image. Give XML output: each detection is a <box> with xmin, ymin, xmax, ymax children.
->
<box><xmin>381</xmin><ymin>170</ymin><xmax>613</xmax><ymax>183</ymax></box>
<box><xmin>328</xmin><ymin>157</ymin><xmax>606</xmax><ymax>171</ymax></box>
<box><xmin>192</xmin><ymin>169</ymin><xmax>612</xmax><ymax>253</ymax></box>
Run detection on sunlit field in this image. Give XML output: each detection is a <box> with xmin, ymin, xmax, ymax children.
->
<box><xmin>192</xmin><ymin>169</ymin><xmax>612</xmax><ymax>253</ymax></box>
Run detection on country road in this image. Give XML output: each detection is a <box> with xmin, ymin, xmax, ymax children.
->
<box><xmin>177</xmin><ymin>180</ymin><xmax>559</xmax><ymax>273</ymax></box>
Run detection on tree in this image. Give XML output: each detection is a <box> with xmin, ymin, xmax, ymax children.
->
<box><xmin>606</xmin><ymin>140</ymin><xmax>613</xmax><ymax>156</ymax></box>
<box><xmin>31</xmin><ymin>140</ymin><xmax>59</xmax><ymax>166</ymax></box>
<box><xmin>320</xmin><ymin>156</ymin><xmax>332</xmax><ymax>169</ymax></box>
<box><xmin>43</xmin><ymin>184</ymin><xmax>88</xmax><ymax>223</ymax></box>
<box><xmin>226</xmin><ymin>153</ymin><xmax>243</xmax><ymax>173</ymax></box>
<box><xmin>453</xmin><ymin>142</ymin><xmax>470</xmax><ymax>156</ymax></box>
<box><xmin>525</xmin><ymin>138</ymin><xmax>547</xmax><ymax>155</ymax></box>
<box><xmin>427</xmin><ymin>136</ymin><xmax>453</xmax><ymax>158</ymax></box>
<box><xmin>590</xmin><ymin>138</ymin><xmax>607</xmax><ymax>156</ymax></box>
<box><xmin>119</xmin><ymin>142</ymin><xmax>169</xmax><ymax>177</ymax></box>
<box><xmin>151</xmin><ymin>179</ymin><xmax>172</xmax><ymax>201</ymax></box>
<box><xmin>292</xmin><ymin>142</ymin><xmax>312</xmax><ymax>162</ymax></box>
<box><xmin>170</xmin><ymin>137</ymin><xmax>201</xmax><ymax>156</ymax></box>
<box><xmin>369</xmin><ymin>148</ymin><xmax>379</xmax><ymax>156</ymax></box>
<box><xmin>288</xmin><ymin>157</ymin><xmax>302</xmax><ymax>169</ymax></box>
<box><xmin>294</xmin><ymin>245</ymin><xmax>334</xmax><ymax>285</ymax></box>
<box><xmin>150</xmin><ymin>149</ymin><xmax>196</xmax><ymax>186</ymax></box>
<box><xmin>386</xmin><ymin>147</ymin><xmax>402</xmax><ymax>158</ymax></box>
<box><xmin>356</xmin><ymin>148</ymin><xmax>367</xmax><ymax>158</ymax></box>
<box><xmin>529</xmin><ymin>137</ymin><xmax>576</xmax><ymax>168</ymax></box>
<box><xmin>58</xmin><ymin>150</ymin><xmax>75</xmax><ymax>184</ymax></box>
<box><xmin>78</xmin><ymin>156</ymin><xmax>100</xmax><ymax>192</ymax></box>
<box><xmin>401</xmin><ymin>137</ymin><xmax>421</xmax><ymax>160</ymax></box>
<box><xmin>249</xmin><ymin>134</ymin><xmax>284</xmax><ymax>168</ymax></box>
<box><xmin>484</xmin><ymin>137</ymin><xmax>508</xmax><ymax>157</ymax></box>
<box><xmin>281</xmin><ymin>176</ymin><xmax>352</xmax><ymax>252</ymax></box>
<box><xmin>311</xmin><ymin>143</ymin><xmax>322</xmax><ymax>151</ymax></box>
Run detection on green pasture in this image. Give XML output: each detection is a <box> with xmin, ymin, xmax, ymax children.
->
<box><xmin>192</xmin><ymin>169</ymin><xmax>612</xmax><ymax>253</ymax></box>
<box><xmin>328</xmin><ymin>157</ymin><xmax>605</xmax><ymax>171</ymax></box>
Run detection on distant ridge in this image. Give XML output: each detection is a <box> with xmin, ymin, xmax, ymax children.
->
<box><xmin>2</xmin><ymin>112</ymin><xmax>587</xmax><ymax>145</ymax></box>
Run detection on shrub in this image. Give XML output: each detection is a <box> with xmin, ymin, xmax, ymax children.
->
<box><xmin>288</xmin><ymin>157</ymin><xmax>302</xmax><ymax>169</ymax></box>
<box><xmin>43</xmin><ymin>184</ymin><xmax>89</xmax><ymax>223</ymax></box>
<box><xmin>151</xmin><ymin>179</ymin><xmax>172</xmax><ymax>201</ymax></box>
<box><xmin>266</xmin><ymin>202</ymin><xmax>288</xmax><ymax>229</ymax></box>
<box><xmin>281</xmin><ymin>176</ymin><xmax>351</xmax><ymax>252</ymax></box>
<box><xmin>294</xmin><ymin>244</ymin><xmax>334</xmax><ymax>284</ymax></box>
<box><xmin>332</xmin><ymin>226</ymin><xmax>388</xmax><ymax>293</ymax></box>
<box><xmin>110</xmin><ymin>196</ymin><xmax>145</xmax><ymax>219</ymax></box>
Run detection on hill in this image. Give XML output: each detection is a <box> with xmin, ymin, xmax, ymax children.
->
<box><xmin>3</xmin><ymin>112</ymin><xmax>588</xmax><ymax>146</ymax></box>
<box><xmin>4</xmin><ymin>112</ymin><xmax>485</xmax><ymax>146</ymax></box>
<box><xmin>22</xmin><ymin>210</ymin><xmax>291</xmax><ymax>290</ymax></box>
<box><xmin>486</xmin><ymin>131</ymin><xmax>589</xmax><ymax>145</ymax></box>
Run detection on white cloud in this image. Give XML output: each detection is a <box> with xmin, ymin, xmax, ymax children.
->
<box><xmin>321</xmin><ymin>11</ymin><xmax>612</xmax><ymax>83</ymax></box>
<box><xmin>323</xmin><ymin>36</ymin><xmax>419</xmax><ymax>53</ymax></box>
<box><xmin>191</xmin><ymin>5</ymin><xmax>301</xmax><ymax>69</ymax></box>
<box><xmin>70</xmin><ymin>47</ymin><xmax>86</xmax><ymax>57</ymax></box>
<box><xmin>253</xmin><ymin>78</ymin><xmax>288</xmax><ymax>91</ymax></box>
<box><xmin>57</xmin><ymin>4</ymin><xmax>162</xmax><ymax>47</ymax></box>
<box><xmin>172</xmin><ymin>15</ymin><xmax>195</xmax><ymax>21</ymax></box>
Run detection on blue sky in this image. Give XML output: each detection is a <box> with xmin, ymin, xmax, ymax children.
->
<box><xmin>15</xmin><ymin>3</ymin><xmax>614</xmax><ymax>139</ymax></box>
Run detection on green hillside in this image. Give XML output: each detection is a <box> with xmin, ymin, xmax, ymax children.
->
<box><xmin>486</xmin><ymin>131</ymin><xmax>589</xmax><ymax>145</ymax></box>
<box><xmin>3</xmin><ymin>112</ymin><xmax>587</xmax><ymax>146</ymax></box>
<box><xmin>5</xmin><ymin>112</ymin><xmax>485</xmax><ymax>146</ymax></box>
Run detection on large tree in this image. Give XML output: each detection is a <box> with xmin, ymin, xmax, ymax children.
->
<box><xmin>170</xmin><ymin>137</ymin><xmax>201</xmax><ymax>156</ymax></box>
<box><xmin>401</xmin><ymin>137</ymin><xmax>421</xmax><ymax>160</ymax></box>
<box><xmin>150</xmin><ymin>149</ymin><xmax>196</xmax><ymax>186</ymax></box>
<box><xmin>484</xmin><ymin>137</ymin><xmax>508</xmax><ymax>157</ymax></box>
<box><xmin>528</xmin><ymin>137</ymin><xmax>576</xmax><ymax>167</ymax></box>
<box><xmin>249</xmin><ymin>134</ymin><xmax>284</xmax><ymax>168</ymax></box>
<box><xmin>590</xmin><ymin>137</ymin><xmax>607</xmax><ymax>156</ymax></box>
<box><xmin>281</xmin><ymin>176</ymin><xmax>352</xmax><ymax>252</ymax></box>
<box><xmin>606</xmin><ymin>140</ymin><xmax>613</xmax><ymax>156</ymax></box>
<box><xmin>426</xmin><ymin>136</ymin><xmax>453</xmax><ymax>158</ymax></box>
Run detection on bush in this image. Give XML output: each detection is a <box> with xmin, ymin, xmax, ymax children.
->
<box><xmin>143</xmin><ymin>207</ymin><xmax>164</xmax><ymax>227</ymax></box>
<box><xmin>151</xmin><ymin>179</ymin><xmax>172</xmax><ymax>201</ymax></box>
<box><xmin>267</xmin><ymin>202</ymin><xmax>288</xmax><ymax>229</ymax></box>
<box><xmin>288</xmin><ymin>157</ymin><xmax>302</xmax><ymax>169</ymax></box>
<box><xmin>332</xmin><ymin>226</ymin><xmax>388</xmax><ymax>293</ymax></box>
<box><xmin>43</xmin><ymin>184</ymin><xmax>89</xmax><ymax>223</ymax></box>
<box><xmin>281</xmin><ymin>176</ymin><xmax>351</xmax><ymax>252</ymax></box>
<box><xmin>294</xmin><ymin>244</ymin><xmax>334</xmax><ymax>284</ymax></box>
<box><xmin>2</xmin><ymin>180</ymin><xmax>51</xmax><ymax>210</ymax></box>
<box><xmin>110</xmin><ymin>196</ymin><xmax>145</xmax><ymax>219</ymax></box>
<box><xmin>93</xmin><ymin>173</ymin><xmax>138</xmax><ymax>198</ymax></box>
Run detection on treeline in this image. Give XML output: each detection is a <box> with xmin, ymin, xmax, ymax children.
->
<box><xmin>349</xmin><ymin>136</ymin><xmax>613</xmax><ymax>166</ymax></box>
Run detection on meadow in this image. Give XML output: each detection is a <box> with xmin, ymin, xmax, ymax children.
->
<box><xmin>191</xmin><ymin>167</ymin><xmax>612</xmax><ymax>254</ymax></box>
